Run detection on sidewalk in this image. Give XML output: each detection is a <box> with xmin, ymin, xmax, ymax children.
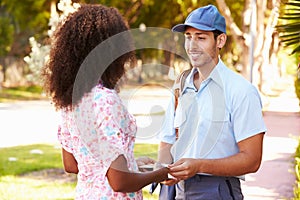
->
<box><xmin>0</xmin><ymin>100</ymin><xmax>60</xmax><ymax>147</ymax></box>
<box><xmin>241</xmin><ymin>76</ymin><xmax>300</xmax><ymax>199</ymax></box>
<box><xmin>241</xmin><ymin>111</ymin><xmax>300</xmax><ymax>200</ymax></box>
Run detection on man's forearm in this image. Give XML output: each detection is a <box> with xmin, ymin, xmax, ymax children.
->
<box><xmin>158</xmin><ymin>142</ymin><xmax>173</xmax><ymax>164</ymax></box>
<box><xmin>169</xmin><ymin>133</ymin><xmax>264</xmax><ymax>179</ymax></box>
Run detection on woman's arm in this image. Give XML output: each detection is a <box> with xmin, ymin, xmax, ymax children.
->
<box><xmin>61</xmin><ymin>148</ymin><xmax>79</xmax><ymax>174</ymax></box>
<box><xmin>106</xmin><ymin>155</ymin><xmax>169</xmax><ymax>192</ymax></box>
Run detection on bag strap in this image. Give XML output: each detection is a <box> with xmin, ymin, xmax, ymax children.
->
<box><xmin>173</xmin><ymin>69</ymin><xmax>191</xmax><ymax>139</ymax></box>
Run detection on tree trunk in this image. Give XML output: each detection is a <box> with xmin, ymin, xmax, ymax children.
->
<box><xmin>0</xmin><ymin>57</ymin><xmax>6</xmax><ymax>84</ymax></box>
<box><xmin>258</xmin><ymin>0</ymin><xmax>281</xmax><ymax>93</ymax></box>
<box><xmin>216</xmin><ymin>0</ymin><xmax>249</xmax><ymax>79</ymax></box>
<box><xmin>216</xmin><ymin>0</ymin><xmax>280</xmax><ymax>92</ymax></box>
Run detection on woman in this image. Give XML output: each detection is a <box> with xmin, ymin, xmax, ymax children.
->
<box><xmin>42</xmin><ymin>4</ymin><xmax>168</xmax><ymax>199</ymax></box>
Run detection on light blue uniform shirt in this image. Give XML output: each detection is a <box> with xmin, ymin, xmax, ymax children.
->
<box><xmin>159</xmin><ymin>59</ymin><xmax>267</xmax><ymax>162</ymax></box>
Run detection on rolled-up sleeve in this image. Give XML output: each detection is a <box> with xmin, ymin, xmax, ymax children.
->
<box><xmin>57</xmin><ymin>112</ymin><xmax>74</xmax><ymax>153</ymax></box>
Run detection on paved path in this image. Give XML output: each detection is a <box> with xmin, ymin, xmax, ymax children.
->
<box><xmin>241</xmin><ymin>111</ymin><xmax>300</xmax><ymax>199</ymax></box>
<box><xmin>0</xmin><ymin>77</ymin><xmax>299</xmax><ymax>199</ymax></box>
<box><xmin>0</xmin><ymin>100</ymin><xmax>60</xmax><ymax>147</ymax></box>
<box><xmin>241</xmin><ymin>77</ymin><xmax>300</xmax><ymax>200</ymax></box>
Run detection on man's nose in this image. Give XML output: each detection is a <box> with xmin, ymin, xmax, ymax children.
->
<box><xmin>188</xmin><ymin>38</ymin><xmax>200</xmax><ymax>49</ymax></box>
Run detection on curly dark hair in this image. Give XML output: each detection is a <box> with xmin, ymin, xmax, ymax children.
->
<box><xmin>42</xmin><ymin>4</ymin><xmax>135</xmax><ymax>110</ymax></box>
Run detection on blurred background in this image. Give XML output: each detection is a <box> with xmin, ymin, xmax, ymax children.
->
<box><xmin>0</xmin><ymin>0</ymin><xmax>299</xmax><ymax>100</ymax></box>
<box><xmin>0</xmin><ymin>0</ymin><xmax>299</xmax><ymax>199</ymax></box>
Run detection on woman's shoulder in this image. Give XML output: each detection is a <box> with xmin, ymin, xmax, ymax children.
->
<box><xmin>92</xmin><ymin>84</ymin><xmax>119</xmax><ymax>98</ymax></box>
<box><xmin>90</xmin><ymin>84</ymin><xmax>123</xmax><ymax>107</ymax></box>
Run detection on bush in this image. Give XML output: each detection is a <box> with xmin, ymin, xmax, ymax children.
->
<box><xmin>294</xmin><ymin>139</ymin><xmax>300</xmax><ymax>199</ymax></box>
<box><xmin>0</xmin><ymin>85</ymin><xmax>46</xmax><ymax>102</ymax></box>
<box><xmin>295</xmin><ymin>78</ymin><xmax>300</xmax><ymax>105</ymax></box>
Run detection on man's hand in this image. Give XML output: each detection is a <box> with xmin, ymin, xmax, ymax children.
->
<box><xmin>168</xmin><ymin>158</ymin><xmax>199</xmax><ymax>180</ymax></box>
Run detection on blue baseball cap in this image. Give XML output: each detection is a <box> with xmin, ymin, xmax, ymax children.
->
<box><xmin>172</xmin><ymin>5</ymin><xmax>226</xmax><ymax>34</ymax></box>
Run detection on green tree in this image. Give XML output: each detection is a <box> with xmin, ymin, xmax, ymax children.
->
<box><xmin>0</xmin><ymin>0</ymin><xmax>284</xmax><ymax>89</ymax></box>
<box><xmin>276</xmin><ymin>0</ymin><xmax>300</xmax><ymax>55</ymax></box>
<box><xmin>0</xmin><ymin>5</ymin><xmax>14</xmax><ymax>83</ymax></box>
<box><xmin>276</xmin><ymin>0</ymin><xmax>300</xmax><ymax>105</ymax></box>
<box><xmin>1</xmin><ymin>0</ymin><xmax>51</xmax><ymax>39</ymax></box>
<box><xmin>0</xmin><ymin>0</ymin><xmax>53</xmax><ymax>84</ymax></box>
<box><xmin>0</xmin><ymin>15</ymin><xmax>14</xmax><ymax>57</ymax></box>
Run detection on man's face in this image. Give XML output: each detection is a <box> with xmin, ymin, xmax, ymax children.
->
<box><xmin>184</xmin><ymin>27</ymin><xmax>219</xmax><ymax>68</ymax></box>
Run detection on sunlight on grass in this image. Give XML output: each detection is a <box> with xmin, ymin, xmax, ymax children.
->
<box><xmin>143</xmin><ymin>189</ymin><xmax>159</xmax><ymax>199</ymax></box>
<box><xmin>0</xmin><ymin>144</ymin><xmax>62</xmax><ymax>176</ymax></box>
<box><xmin>0</xmin><ymin>176</ymin><xmax>75</xmax><ymax>200</ymax></box>
<box><xmin>0</xmin><ymin>86</ymin><xmax>46</xmax><ymax>102</ymax></box>
<box><xmin>0</xmin><ymin>143</ymin><xmax>159</xmax><ymax>199</ymax></box>
<box><xmin>0</xmin><ymin>175</ymin><xmax>157</xmax><ymax>200</ymax></box>
<box><xmin>134</xmin><ymin>143</ymin><xmax>158</xmax><ymax>159</ymax></box>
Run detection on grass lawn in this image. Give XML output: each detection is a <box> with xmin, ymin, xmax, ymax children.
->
<box><xmin>0</xmin><ymin>143</ymin><xmax>159</xmax><ymax>200</ymax></box>
<box><xmin>0</xmin><ymin>85</ymin><xmax>161</xmax><ymax>199</ymax></box>
<box><xmin>0</xmin><ymin>86</ymin><xmax>47</xmax><ymax>102</ymax></box>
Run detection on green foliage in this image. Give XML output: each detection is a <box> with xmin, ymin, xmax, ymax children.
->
<box><xmin>0</xmin><ymin>0</ymin><xmax>52</xmax><ymax>60</ymax></box>
<box><xmin>295</xmin><ymin>78</ymin><xmax>300</xmax><ymax>104</ymax></box>
<box><xmin>15</xmin><ymin>85</ymin><xmax>44</xmax><ymax>93</ymax></box>
<box><xmin>0</xmin><ymin>16</ymin><xmax>14</xmax><ymax>56</ymax></box>
<box><xmin>1</xmin><ymin>0</ymin><xmax>50</xmax><ymax>34</ymax></box>
<box><xmin>81</xmin><ymin>0</ymin><xmax>218</xmax><ymax>29</ymax></box>
<box><xmin>0</xmin><ymin>0</ymin><xmax>248</xmax><ymax>85</ymax></box>
<box><xmin>225</xmin><ymin>0</ymin><xmax>244</xmax><ymax>29</ymax></box>
<box><xmin>294</xmin><ymin>139</ymin><xmax>300</xmax><ymax>199</ymax></box>
<box><xmin>7</xmin><ymin>85</ymin><xmax>44</xmax><ymax>93</ymax></box>
<box><xmin>276</xmin><ymin>0</ymin><xmax>300</xmax><ymax>54</ymax></box>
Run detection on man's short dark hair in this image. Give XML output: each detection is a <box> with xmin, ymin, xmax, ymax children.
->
<box><xmin>213</xmin><ymin>30</ymin><xmax>224</xmax><ymax>40</ymax></box>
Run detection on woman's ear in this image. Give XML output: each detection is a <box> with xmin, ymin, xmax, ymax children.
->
<box><xmin>217</xmin><ymin>33</ymin><xmax>227</xmax><ymax>49</ymax></box>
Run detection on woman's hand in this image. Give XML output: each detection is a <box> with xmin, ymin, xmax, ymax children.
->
<box><xmin>107</xmin><ymin>155</ymin><xmax>169</xmax><ymax>192</ymax></box>
<box><xmin>155</xmin><ymin>162</ymin><xmax>179</xmax><ymax>185</ymax></box>
<box><xmin>136</xmin><ymin>156</ymin><xmax>156</xmax><ymax>172</ymax></box>
<box><xmin>136</xmin><ymin>156</ymin><xmax>156</xmax><ymax>166</ymax></box>
<box><xmin>161</xmin><ymin>177</ymin><xmax>180</xmax><ymax>186</ymax></box>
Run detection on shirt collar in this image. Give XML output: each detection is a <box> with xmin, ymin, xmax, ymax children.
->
<box><xmin>208</xmin><ymin>59</ymin><xmax>226</xmax><ymax>88</ymax></box>
<box><xmin>186</xmin><ymin>67</ymin><xmax>198</xmax><ymax>86</ymax></box>
<box><xmin>184</xmin><ymin>59</ymin><xmax>225</xmax><ymax>90</ymax></box>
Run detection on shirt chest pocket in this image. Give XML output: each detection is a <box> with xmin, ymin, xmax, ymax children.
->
<box><xmin>174</xmin><ymin>102</ymin><xmax>186</xmax><ymax>128</ymax></box>
<box><xmin>174</xmin><ymin>98</ymin><xmax>230</xmax><ymax>129</ymax></box>
<box><xmin>173</xmin><ymin>93</ymin><xmax>196</xmax><ymax>128</ymax></box>
<box><xmin>202</xmin><ymin>102</ymin><xmax>230</xmax><ymax>123</ymax></box>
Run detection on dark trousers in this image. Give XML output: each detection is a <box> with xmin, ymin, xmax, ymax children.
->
<box><xmin>160</xmin><ymin>175</ymin><xmax>243</xmax><ymax>200</ymax></box>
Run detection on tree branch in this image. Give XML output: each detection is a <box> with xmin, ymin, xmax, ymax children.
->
<box><xmin>216</xmin><ymin>0</ymin><xmax>244</xmax><ymax>39</ymax></box>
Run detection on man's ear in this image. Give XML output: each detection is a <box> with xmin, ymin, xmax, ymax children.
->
<box><xmin>217</xmin><ymin>33</ymin><xmax>227</xmax><ymax>49</ymax></box>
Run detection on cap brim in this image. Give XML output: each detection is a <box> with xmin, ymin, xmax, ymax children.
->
<box><xmin>172</xmin><ymin>22</ymin><xmax>216</xmax><ymax>33</ymax></box>
<box><xmin>171</xmin><ymin>24</ymin><xmax>186</xmax><ymax>32</ymax></box>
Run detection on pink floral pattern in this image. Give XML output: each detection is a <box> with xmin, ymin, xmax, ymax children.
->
<box><xmin>58</xmin><ymin>84</ymin><xmax>143</xmax><ymax>199</ymax></box>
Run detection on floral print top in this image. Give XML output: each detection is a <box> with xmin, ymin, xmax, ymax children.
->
<box><xmin>57</xmin><ymin>84</ymin><xmax>143</xmax><ymax>199</ymax></box>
